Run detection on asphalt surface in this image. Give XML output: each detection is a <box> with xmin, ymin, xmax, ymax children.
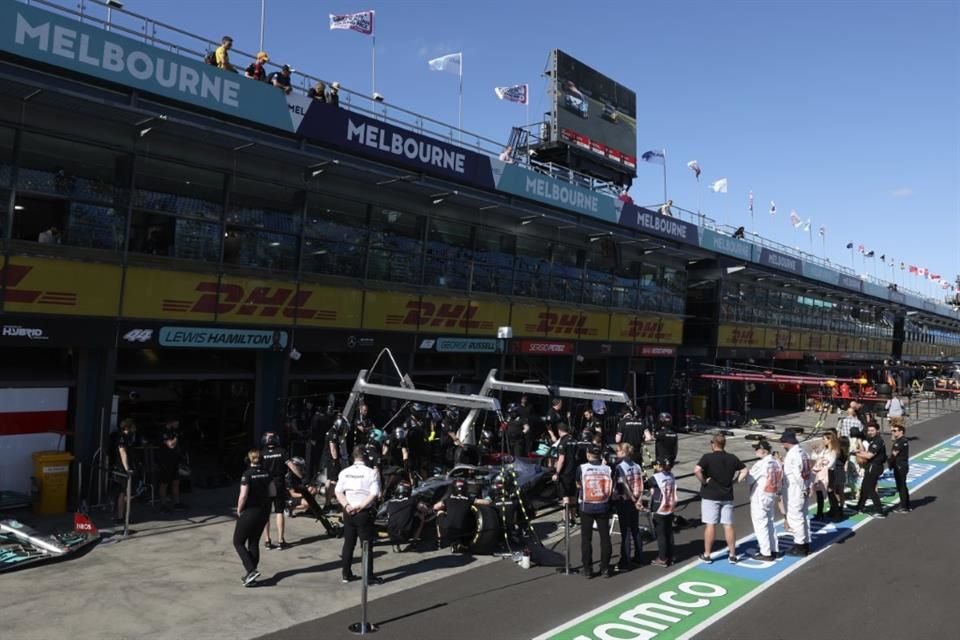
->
<box><xmin>261</xmin><ymin>410</ymin><xmax>960</xmax><ymax>640</ymax></box>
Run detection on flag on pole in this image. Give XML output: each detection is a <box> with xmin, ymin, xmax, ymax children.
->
<box><xmin>686</xmin><ymin>160</ymin><xmax>701</xmax><ymax>180</ymax></box>
<box><xmin>802</xmin><ymin>219</ymin><xmax>812</xmax><ymax>232</ymax></box>
<box><xmin>846</xmin><ymin>242</ymin><xmax>854</xmax><ymax>249</ymax></box>
<box><xmin>748</xmin><ymin>191</ymin><xmax>754</xmax><ymax>215</ymax></box>
<box><xmin>428</xmin><ymin>52</ymin><xmax>462</xmax><ymax>73</ymax></box>
<box><xmin>641</xmin><ymin>150</ymin><xmax>666</xmax><ymax>165</ymax></box>
<box><xmin>708</xmin><ymin>178</ymin><xmax>728</xmax><ymax>193</ymax></box>
<box><xmin>329</xmin><ymin>10</ymin><xmax>375</xmax><ymax>35</ymax></box>
<box><xmin>819</xmin><ymin>225</ymin><xmax>826</xmax><ymax>237</ymax></box>
<box><xmin>900</xmin><ymin>262</ymin><xmax>905</xmax><ymax>270</ymax></box>
<box><xmin>880</xmin><ymin>254</ymin><xmax>886</xmax><ymax>263</ymax></box>
<box><xmin>909</xmin><ymin>265</ymin><xmax>918</xmax><ymax>273</ymax></box>
<box><xmin>769</xmin><ymin>201</ymin><xmax>776</xmax><ymax>216</ymax></box>
<box><xmin>918</xmin><ymin>267</ymin><xmax>927</xmax><ymax>276</ymax></box>
<box><xmin>494</xmin><ymin>84</ymin><xmax>528</xmax><ymax>104</ymax></box>
<box><xmin>789</xmin><ymin>210</ymin><xmax>802</xmax><ymax>228</ymax></box>
<box><xmin>865</xmin><ymin>250</ymin><xmax>875</xmax><ymax>258</ymax></box>
<box><xmin>858</xmin><ymin>245</ymin><xmax>865</xmax><ymax>254</ymax></box>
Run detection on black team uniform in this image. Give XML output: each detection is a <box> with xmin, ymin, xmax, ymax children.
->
<box><xmin>889</xmin><ymin>434</ymin><xmax>911</xmax><ymax>511</ymax></box>
<box><xmin>856</xmin><ymin>432</ymin><xmax>887</xmax><ymax>515</ymax></box>
<box><xmin>234</xmin><ymin>463</ymin><xmax>273</xmax><ymax>584</ymax></box>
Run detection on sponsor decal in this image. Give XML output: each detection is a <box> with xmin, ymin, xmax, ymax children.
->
<box><xmin>0</xmin><ymin>3</ymin><xmax>293</xmax><ymax>131</ymax></box>
<box><xmin>625</xmin><ymin>318</ymin><xmax>667</xmax><ymax>341</ymax></box>
<box><xmin>386</xmin><ymin>300</ymin><xmax>490</xmax><ymax>330</ymax></box>
<box><xmin>161</xmin><ymin>281</ymin><xmax>337</xmax><ymax>321</ymax></box>
<box><xmin>1</xmin><ymin>258</ymin><xmax>120</xmax><ymax>316</ymax></box>
<box><xmin>122</xmin><ymin>329</ymin><xmax>154</xmax><ymax>343</ymax></box>
<box><xmin>1</xmin><ymin>325</ymin><xmax>47</xmax><ymax>341</ymax></box>
<box><xmin>0</xmin><ymin>263</ymin><xmax>78</xmax><ymax>307</ymax></box>
<box><xmin>523</xmin><ymin>174</ymin><xmax>599</xmax><ymax>213</ymax></box>
<box><xmin>626</xmin><ymin>207</ymin><xmax>697</xmax><ymax>244</ymax></box>
<box><xmin>158</xmin><ymin>327</ymin><xmax>288</xmax><ymax>350</ymax></box>
<box><xmin>418</xmin><ymin>339</ymin><xmax>436</xmax><ymax>350</ymax></box>
<box><xmin>347</xmin><ymin>118</ymin><xmax>466</xmax><ymax>174</ymax></box>
<box><xmin>517</xmin><ymin>340</ymin><xmax>574</xmax><ymax>355</ymax></box>
<box><xmin>493</xmin><ymin>164</ymin><xmax>618</xmax><ymax>222</ymax></box>
<box><xmin>525</xmin><ymin>312</ymin><xmax>595</xmax><ymax>337</ymax></box>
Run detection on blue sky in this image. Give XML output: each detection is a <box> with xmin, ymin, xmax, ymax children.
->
<box><xmin>103</xmin><ymin>0</ymin><xmax>958</xmax><ymax>297</ymax></box>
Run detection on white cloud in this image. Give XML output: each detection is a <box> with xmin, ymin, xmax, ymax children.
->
<box><xmin>890</xmin><ymin>187</ymin><xmax>913</xmax><ymax>198</ymax></box>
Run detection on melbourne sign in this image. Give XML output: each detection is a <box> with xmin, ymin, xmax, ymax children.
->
<box><xmin>297</xmin><ymin>104</ymin><xmax>494</xmax><ymax>187</ymax></box>
<box><xmin>837</xmin><ymin>273</ymin><xmax>863</xmax><ymax>292</ymax></box>
<box><xmin>0</xmin><ymin>2</ymin><xmax>292</xmax><ymax>131</ymax></box>
<box><xmin>699</xmin><ymin>228</ymin><xmax>753</xmax><ymax>261</ymax></box>
<box><xmin>758</xmin><ymin>248</ymin><xmax>801</xmax><ymax>275</ymax></box>
<box><xmin>492</xmin><ymin>164</ymin><xmax>617</xmax><ymax>222</ymax></box>
<box><xmin>159</xmin><ymin>327</ymin><xmax>288</xmax><ymax>350</ymax></box>
<box><xmin>621</xmin><ymin>205</ymin><xmax>698</xmax><ymax>246</ymax></box>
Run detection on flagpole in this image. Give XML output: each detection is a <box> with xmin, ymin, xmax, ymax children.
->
<box><xmin>372</xmin><ymin>34</ymin><xmax>376</xmax><ymax>102</ymax></box>
<box><xmin>850</xmin><ymin>246</ymin><xmax>854</xmax><ymax>270</ymax></box>
<box><xmin>662</xmin><ymin>149</ymin><xmax>668</xmax><ymax>205</ymax></box>
<box><xmin>459</xmin><ymin>57</ymin><xmax>464</xmax><ymax>139</ymax></box>
<box><xmin>259</xmin><ymin>0</ymin><xmax>265</xmax><ymax>51</ymax></box>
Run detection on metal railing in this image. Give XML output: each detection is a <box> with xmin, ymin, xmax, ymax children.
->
<box><xmin>17</xmin><ymin>0</ymin><xmax>955</xmax><ymax>313</ymax></box>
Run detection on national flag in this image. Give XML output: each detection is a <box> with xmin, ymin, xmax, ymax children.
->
<box><xmin>909</xmin><ymin>265</ymin><xmax>918</xmax><ymax>273</ymax></box>
<box><xmin>918</xmin><ymin>267</ymin><xmax>928</xmax><ymax>276</ymax></box>
<box><xmin>749</xmin><ymin>191</ymin><xmax>754</xmax><ymax>215</ymax></box>
<box><xmin>494</xmin><ymin>84</ymin><xmax>528</xmax><ymax>104</ymax></box>
<box><xmin>880</xmin><ymin>254</ymin><xmax>886</xmax><ymax>263</ymax></box>
<box><xmin>429</xmin><ymin>52</ymin><xmax>462</xmax><ymax>74</ymax></box>
<box><xmin>802</xmin><ymin>219</ymin><xmax>812</xmax><ymax>232</ymax></box>
<box><xmin>865</xmin><ymin>250</ymin><xmax>875</xmax><ymax>258</ymax></box>
<box><xmin>858</xmin><ymin>245</ymin><xmax>865</xmax><ymax>254</ymax></box>
<box><xmin>846</xmin><ymin>242</ymin><xmax>854</xmax><ymax>249</ymax></box>
<box><xmin>329</xmin><ymin>10</ymin><xmax>375</xmax><ymax>35</ymax></box>
<box><xmin>769</xmin><ymin>201</ymin><xmax>776</xmax><ymax>215</ymax></box>
<box><xmin>931</xmin><ymin>273</ymin><xmax>941</xmax><ymax>281</ymax></box>
<box><xmin>789</xmin><ymin>210</ymin><xmax>802</xmax><ymax>228</ymax></box>
<box><xmin>709</xmin><ymin>178</ymin><xmax>728</xmax><ymax>193</ymax></box>
<box><xmin>686</xmin><ymin>160</ymin><xmax>701</xmax><ymax>179</ymax></box>
<box><xmin>819</xmin><ymin>225</ymin><xmax>826</xmax><ymax>237</ymax></box>
<box><xmin>641</xmin><ymin>150</ymin><xmax>666</xmax><ymax>165</ymax></box>
<box><xmin>900</xmin><ymin>262</ymin><xmax>905</xmax><ymax>270</ymax></box>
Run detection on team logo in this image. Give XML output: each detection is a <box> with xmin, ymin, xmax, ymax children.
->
<box><xmin>163</xmin><ymin>282</ymin><xmax>337</xmax><ymax>321</ymax></box>
<box><xmin>123</xmin><ymin>329</ymin><xmax>153</xmax><ymax>343</ymax></box>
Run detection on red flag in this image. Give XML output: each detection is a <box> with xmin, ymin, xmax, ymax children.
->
<box><xmin>909</xmin><ymin>265</ymin><xmax>918</xmax><ymax>273</ymax></box>
<box><xmin>858</xmin><ymin>244</ymin><xmax>865</xmax><ymax>254</ymax></box>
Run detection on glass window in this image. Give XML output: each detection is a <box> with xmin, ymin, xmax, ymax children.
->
<box><xmin>223</xmin><ymin>229</ymin><xmax>297</xmax><ymax>271</ymax></box>
<box><xmin>472</xmin><ymin>227</ymin><xmax>513</xmax><ymax>295</ymax></box>
<box><xmin>425</xmin><ymin>217</ymin><xmax>472</xmax><ymax>290</ymax></box>
<box><xmin>513</xmin><ymin>236</ymin><xmax>551</xmax><ymax>298</ymax></box>
<box><xmin>637</xmin><ymin>263</ymin><xmax>661</xmax><ymax>311</ymax></box>
<box><xmin>303</xmin><ymin>198</ymin><xmax>368</xmax><ymax>278</ymax></box>
<box><xmin>368</xmin><ymin>208</ymin><xmax>424</xmax><ymax>285</ymax></box>
<box><xmin>227</xmin><ymin>177</ymin><xmax>301</xmax><ymax>234</ymax></box>
<box><xmin>0</xmin><ymin>126</ymin><xmax>13</xmax><ymax>188</ymax></box>
<box><xmin>549</xmin><ymin>244</ymin><xmax>582</xmax><ymax>304</ymax></box>
<box><xmin>583</xmin><ymin>244</ymin><xmax>612</xmax><ymax>307</ymax></box>
<box><xmin>135</xmin><ymin>157</ymin><xmax>223</xmax><ymax>221</ymax></box>
<box><xmin>663</xmin><ymin>267</ymin><xmax>686</xmax><ymax>314</ymax></box>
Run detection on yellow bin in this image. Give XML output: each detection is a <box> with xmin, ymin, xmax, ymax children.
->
<box><xmin>31</xmin><ymin>451</ymin><xmax>74</xmax><ymax>514</ymax></box>
<box><xmin>691</xmin><ymin>395</ymin><xmax>708</xmax><ymax>419</ymax></box>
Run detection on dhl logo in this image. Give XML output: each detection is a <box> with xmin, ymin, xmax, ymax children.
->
<box><xmin>729</xmin><ymin>328</ymin><xmax>758</xmax><ymax>345</ymax></box>
<box><xmin>163</xmin><ymin>282</ymin><xmax>337</xmax><ymax>320</ymax></box>
<box><xmin>622</xmin><ymin>318</ymin><xmax>668</xmax><ymax>340</ymax></box>
<box><xmin>0</xmin><ymin>264</ymin><xmax>78</xmax><ymax>307</ymax></box>
<box><xmin>386</xmin><ymin>300</ymin><xmax>492</xmax><ymax>329</ymax></box>
<box><xmin>526</xmin><ymin>312</ymin><xmax>597</xmax><ymax>336</ymax></box>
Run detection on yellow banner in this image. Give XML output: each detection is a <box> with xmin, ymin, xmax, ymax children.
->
<box><xmin>610</xmin><ymin>314</ymin><xmax>683</xmax><ymax>344</ymax></box>
<box><xmin>511</xmin><ymin>305</ymin><xmax>609</xmax><ymax>340</ymax></box>
<box><xmin>362</xmin><ymin>292</ymin><xmax>505</xmax><ymax>334</ymax></box>
<box><xmin>718</xmin><ymin>324</ymin><xmax>766</xmax><ymax>348</ymax></box>
<box><xmin>122</xmin><ymin>268</ymin><xmax>361</xmax><ymax>327</ymax></box>
<box><xmin>2</xmin><ymin>256</ymin><xmax>120</xmax><ymax>316</ymax></box>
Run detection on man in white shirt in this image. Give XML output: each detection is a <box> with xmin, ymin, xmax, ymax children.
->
<box><xmin>746</xmin><ymin>440</ymin><xmax>782</xmax><ymax>561</ymax></box>
<box><xmin>780</xmin><ymin>430</ymin><xmax>812</xmax><ymax>556</ymax></box>
<box><xmin>885</xmin><ymin>394</ymin><xmax>906</xmax><ymax>431</ymax></box>
<box><xmin>336</xmin><ymin>446</ymin><xmax>383</xmax><ymax>584</ymax></box>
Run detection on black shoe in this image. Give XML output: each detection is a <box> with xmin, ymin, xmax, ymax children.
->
<box><xmin>755</xmin><ymin>553</ymin><xmax>777</xmax><ymax>562</ymax></box>
<box><xmin>370</xmin><ymin>576</ymin><xmax>385</xmax><ymax>586</ymax></box>
<box><xmin>868</xmin><ymin>510</ymin><xmax>887</xmax><ymax>519</ymax></box>
<box><xmin>584</xmin><ymin>570</ymin><xmax>600</xmax><ymax>579</ymax></box>
<box><xmin>728</xmin><ymin>554</ymin><xmax>739</xmax><ymax>564</ymax></box>
<box><xmin>278</xmin><ymin>541</ymin><xmax>292</xmax><ymax>550</ymax></box>
<box><xmin>264</xmin><ymin>540</ymin><xmax>276</xmax><ymax>550</ymax></box>
<box><xmin>786</xmin><ymin>544</ymin><xmax>809</xmax><ymax>557</ymax></box>
<box><xmin>341</xmin><ymin>573</ymin><xmax>358</xmax><ymax>584</ymax></box>
<box><xmin>892</xmin><ymin>507</ymin><xmax>912</xmax><ymax>513</ymax></box>
<box><xmin>605</xmin><ymin>568</ymin><xmax>616</xmax><ymax>578</ymax></box>
<box><xmin>650</xmin><ymin>558</ymin><xmax>669</xmax><ymax>568</ymax></box>
<box><xmin>242</xmin><ymin>570</ymin><xmax>261</xmax><ymax>586</ymax></box>
<box><xmin>697</xmin><ymin>553</ymin><xmax>713</xmax><ymax>564</ymax></box>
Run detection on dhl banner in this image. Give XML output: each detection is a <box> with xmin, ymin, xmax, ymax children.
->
<box><xmin>1</xmin><ymin>256</ymin><xmax>121</xmax><ymax>317</ymax></box>
<box><xmin>122</xmin><ymin>268</ymin><xmax>362</xmax><ymax>328</ymax></box>
<box><xmin>511</xmin><ymin>304</ymin><xmax>610</xmax><ymax>341</ymax></box>
<box><xmin>763</xmin><ymin>328</ymin><xmax>794</xmax><ymax>350</ymax></box>
<box><xmin>609</xmin><ymin>314</ymin><xmax>683</xmax><ymax>344</ymax></box>
<box><xmin>363</xmin><ymin>292</ymin><xmax>509</xmax><ymax>335</ymax></box>
<box><xmin>718</xmin><ymin>324</ymin><xmax>766</xmax><ymax>348</ymax></box>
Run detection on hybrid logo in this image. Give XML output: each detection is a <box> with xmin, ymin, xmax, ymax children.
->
<box><xmin>123</xmin><ymin>329</ymin><xmax>154</xmax><ymax>343</ymax></box>
<box><xmin>1</xmin><ymin>325</ymin><xmax>47</xmax><ymax>340</ymax></box>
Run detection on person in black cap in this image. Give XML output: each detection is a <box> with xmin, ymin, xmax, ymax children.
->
<box><xmin>746</xmin><ymin>439</ymin><xmax>782</xmax><ymax>560</ymax></box>
<box><xmin>577</xmin><ymin>444</ymin><xmax>614</xmax><ymax>578</ymax></box>
<box><xmin>855</xmin><ymin>422</ymin><xmax>887</xmax><ymax>518</ymax></box>
<box><xmin>645</xmin><ymin>412</ymin><xmax>679</xmax><ymax>467</ymax></box>
<box><xmin>780</xmin><ymin>430</ymin><xmax>812</xmax><ymax>556</ymax></box>
<box><xmin>260</xmin><ymin>432</ymin><xmax>298</xmax><ymax>550</ymax></box>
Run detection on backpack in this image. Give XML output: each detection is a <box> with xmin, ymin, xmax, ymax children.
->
<box><xmin>204</xmin><ymin>51</ymin><xmax>218</xmax><ymax>67</ymax></box>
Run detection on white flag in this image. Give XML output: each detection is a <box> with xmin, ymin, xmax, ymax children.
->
<box><xmin>686</xmin><ymin>160</ymin><xmax>701</xmax><ymax>179</ymax></box>
<box><xmin>802</xmin><ymin>219</ymin><xmax>811</xmax><ymax>232</ymax></box>
<box><xmin>429</xmin><ymin>53</ymin><xmax>462</xmax><ymax>74</ymax></box>
<box><xmin>494</xmin><ymin>84</ymin><xmax>528</xmax><ymax>104</ymax></box>
<box><xmin>769</xmin><ymin>201</ymin><xmax>777</xmax><ymax>216</ymax></box>
<box><xmin>329</xmin><ymin>11</ymin><xmax>374</xmax><ymax>35</ymax></box>
<box><xmin>749</xmin><ymin>191</ymin><xmax>754</xmax><ymax>214</ymax></box>
<box><xmin>709</xmin><ymin>178</ymin><xmax>728</xmax><ymax>193</ymax></box>
<box><xmin>789</xmin><ymin>210</ymin><xmax>802</xmax><ymax>227</ymax></box>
